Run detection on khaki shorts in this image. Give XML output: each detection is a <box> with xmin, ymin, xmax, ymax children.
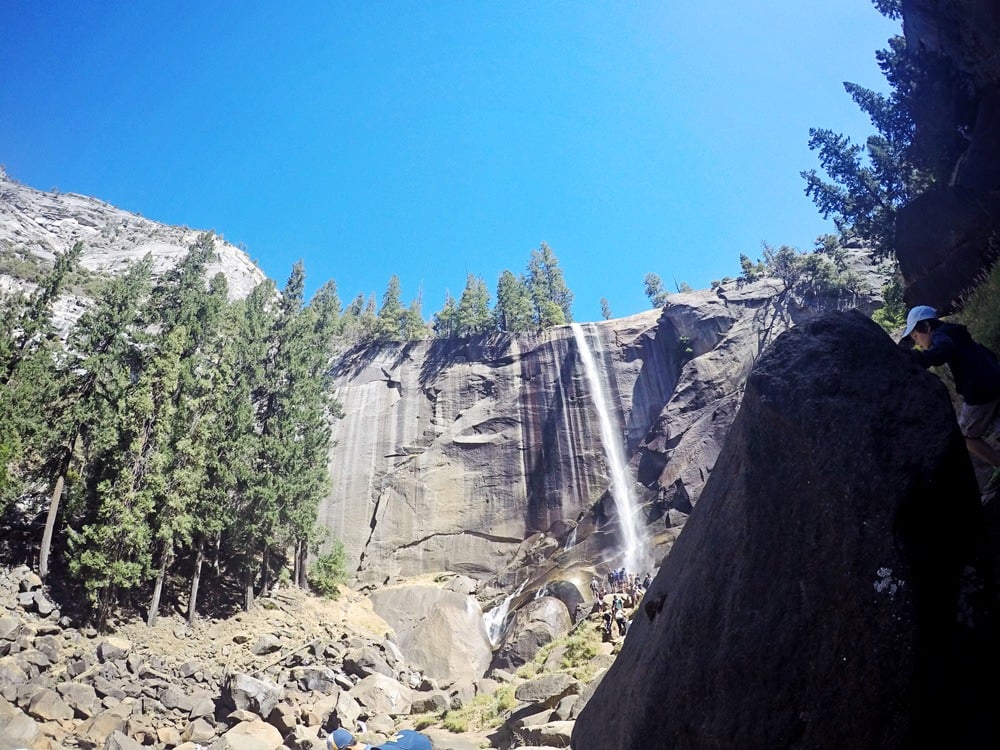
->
<box><xmin>959</xmin><ymin>399</ymin><xmax>1000</xmax><ymax>439</ymax></box>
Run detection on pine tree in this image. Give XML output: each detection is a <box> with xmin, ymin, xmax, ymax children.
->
<box><xmin>600</xmin><ymin>298</ymin><xmax>612</xmax><ymax>320</ymax></box>
<box><xmin>495</xmin><ymin>270</ymin><xmax>534</xmax><ymax>332</ymax></box>
<box><xmin>799</xmin><ymin>2</ymin><xmax>952</xmax><ymax>257</ymax></box>
<box><xmin>376</xmin><ymin>275</ymin><xmax>404</xmax><ymax>341</ymax></box>
<box><xmin>38</xmin><ymin>256</ymin><xmax>153</xmax><ymax>579</ymax></box>
<box><xmin>432</xmin><ymin>293</ymin><xmax>458</xmax><ymax>338</ymax></box>
<box><xmin>527</xmin><ymin>243</ymin><xmax>573</xmax><ymax>328</ymax></box>
<box><xmin>455</xmin><ymin>274</ymin><xmax>493</xmax><ymax>336</ymax></box>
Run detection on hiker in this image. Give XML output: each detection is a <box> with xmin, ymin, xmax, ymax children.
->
<box><xmin>602</xmin><ymin>610</ymin><xmax>614</xmax><ymax>641</ymax></box>
<box><xmin>903</xmin><ymin>305</ymin><xmax>1000</xmax><ymax>495</ymax></box>
<box><xmin>329</xmin><ymin>728</ymin><xmax>432</xmax><ymax>750</ymax></box>
<box><xmin>615</xmin><ymin>608</ymin><xmax>628</xmax><ymax>637</ymax></box>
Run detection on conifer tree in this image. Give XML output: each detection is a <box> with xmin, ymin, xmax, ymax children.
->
<box><xmin>495</xmin><ymin>270</ymin><xmax>534</xmax><ymax>333</ymax></box>
<box><xmin>38</xmin><ymin>256</ymin><xmax>153</xmax><ymax>579</ymax></box>
<box><xmin>376</xmin><ymin>275</ymin><xmax>404</xmax><ymax>341</ymax></box>
<box><xmin>432</xmin><ymin>293</ymin><xmax>458</xmax><ymax>338</ymax></box>
<box><xmin>455</xmin><ymin>274</ymin><xmax>492</xmax><ymax>336</ymax></box>
<box><xmin>527</xmin><ymin>243</ymin><xmax>573</xmax><ymax>328</ymax></box>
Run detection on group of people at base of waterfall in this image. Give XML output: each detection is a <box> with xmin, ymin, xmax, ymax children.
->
<box><xmin>901</xmin><ymin>305</ymin><xmax>1000</xmax><ymax>503</ymax></box>
<box><xmin>327</xmin><ymin>727</ymin><xmax>431</xmax><ymax>750</ymax></box>
<box><xmin>589</xmin><ymin>568</ymin><xmax>652</xmax><ymax>641</ymax></box>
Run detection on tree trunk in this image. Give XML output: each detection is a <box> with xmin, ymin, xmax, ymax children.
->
<box><xmin>244</xmin><ymin>567</ymin><xmax>255</xmax><ymax>611</ymax></box>
<box><xmin>295</xmin><ymin>540</ymin><xmax>308</xmax><ymax>588</ymax></box>
<box><xmin>147</xmin><ymin>550</ymin><xmax>168</xmax><ymax>627</ymax></box>
<box><xmin>188</xmin><ymin>541</ymin><xmax>204</xmax><ymax>626</ymax></box>
<box><xmin>39</xmin><ymin>435</ymin><xmax>77</xmax><ymax>579</ymax></box>
<box><xmin>259</xmin><ymin>544</ymin><xmax>271</xmax><ymax>598</ymax></box>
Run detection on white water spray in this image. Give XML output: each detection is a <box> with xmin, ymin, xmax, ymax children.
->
<box><xmin>483</xmin><ymin>580</ymin><xmax>528</xmax><ymax>647</ymax></box>
<box><xmin>570</xmin><ymin>323</ymin><xmax>648</xmax><ymax>573</ymax></box>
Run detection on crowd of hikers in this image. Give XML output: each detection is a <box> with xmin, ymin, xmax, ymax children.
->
<box><xmin>589</xmin><ymin>567</ymin><xmax>652</xmax><ymax>641</ymax></box>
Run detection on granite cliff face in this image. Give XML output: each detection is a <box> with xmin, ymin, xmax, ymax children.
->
<box><xmin>322</xmin><ymin>254</ymin><xmax>886</xmax><ymax>586</ymax></box>
<box><xmin>896</xmin><ymin>0</ymin><xmax>1000</xmax><ymax>311</ymax></box>
<box><xmin>0</xmin><ymin>170</ymin><xmax>265</xmax><ymax>325</ymax></box>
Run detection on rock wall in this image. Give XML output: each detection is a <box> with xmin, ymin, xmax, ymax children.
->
<box><xmin>573</xmin><ymin>311</ymin><xmax>1000</xmax><ymax>748</ymax></box>
<box><xmin>896</xmin><ymin>0</ymin><xmax>1000</xmax><ymax>311</ymax></box>
<box><xmin>321</xmin><ymin>309</ymin><xmax>679</xmax><ymax>585</ymax></box>
<box><xmin>321</xmin><ymin>254</ymin><xmax>885</xmax><ymax>585</ymax></box>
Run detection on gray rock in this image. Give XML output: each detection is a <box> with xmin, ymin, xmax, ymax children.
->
<box><xmin>251</xmin><ymin>633</ymin><xmax>282</xmax><ymax>655</ymax></box>
<box><xmin>574</xmin><ymin>312</ymin><xmax>1000</xmax><ymax>748</ymax></box>
<box><xmin>103</xmin><ymin>728</ymin><xmax>145</xmax><ymax>750</ymax></box>
<box><xmin>513</xmin><ymin>673</ymin><xmax>579</xmax><ymax>708</ymax></box>
<box><xmin>410</xmin><ymin>689</ymin><xmax>449</xmax><ymax>714</ymax></box>
<box><xmin>17</xmin><ymin>573</ymin><xmax>42</xmax><ymax>593</ymax></box>
<box><xmin>77</xmin><ymin>712</ymin><xmax>127</xmax><ymax>747</ymax></box>
<box><xmin>342</xmin><ymin>645</ymin><xmax>394</xmax><ymax>679</ymax></box>
<box><xmin>211</xmin><ymin>718</ymin><xmax>283</xmax><ymax>750</ymax></box>
<box><xmin>56</xmin><ymin>680</ymin><xmax>99</xmax><ymax>717</ymax></box>
<box><xmin>222</xmin><ymin>673</ymin><xmax>284</xmax><ymax>718</ymax></box>
<box><xmin>519</xmin><ymin>720</ymin><xmax>573</xmax><ymax>748</ymax></box>
<box><xmin>349</xmin><ymin>673</ymin><xmax>413</xmax><ymax>716</ymax></box>
<box><xmin>0</xmin><ymin>695</ymin><xmax>38</xmax><ymax>748</ymax></box>
<box><xmin>182</xmin><ymin>716</ymin><xmax>217</xmax><ymax>743</ymax></box>
<box><xmin>0</xmin><ymin>618</ymin><xmax>19</xmax><ymax>642</ymax></box>
<box><xmin>492</xmin><ymin>597</ymin><xmax>572</xmax><ymax>671</ymax></box>
<box><xmin>96</xmin><ymin>637</ymin><xmax>132</xmax><ymax>662</ymax></box>
<box><xmin>370</xmin><ymin>585</ymin><xmax>491</xmax><ymax>684</ymax></box>
<box><xmin>27</xmin><ymin>687</ymin><xmax>73</xmax><ymax>721</ymax></box>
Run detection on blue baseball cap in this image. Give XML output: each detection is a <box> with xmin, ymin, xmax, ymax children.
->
<box><xmin>366</xmin><ymin>730</ymin><xmax>432</xmax><ymax>750</ymax></box>
<box><xmin>328</xmin><ymin>728</ymin><xmax>355</xmax><ymax>749</ymax></box>
<box><xmin>902</xmin><ymin>305</ymin><xmax>937</xmax><ymax>338</ymax></box>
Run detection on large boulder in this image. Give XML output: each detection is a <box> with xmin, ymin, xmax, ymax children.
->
<box><xmin>370</xmin><ymin>584</ymin><xmax>491</xmax><ymax>684</ymax></box>
<box><xmin>573</xmin><ymin>311</ymin><xmax>1000</xmax><ymax>748</ymax></box>
<box><xmin>491</xmin><ymin>596</ymin><xmax>572</xmax><ymax>671</ymax></box>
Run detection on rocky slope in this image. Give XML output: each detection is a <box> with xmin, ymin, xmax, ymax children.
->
<box><xmin>0</xmin><ymin>170</ymin><xmax>266</xmax><ymax>330</ymax></box>
<box><xmin>0</xmin><ymin>564</ymin><xmax>617</xmax><ymax>750</ymax></box>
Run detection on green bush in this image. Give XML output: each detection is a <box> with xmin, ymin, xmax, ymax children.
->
<box><xmin>307</xmin><ymin>541</ymin><xmax>346</xmax><ymax>599</ymax></box>
<box><xmin>957</xmin><ymin>257</ymin><xmax>1000</xmax><ymax>354</ymax></box>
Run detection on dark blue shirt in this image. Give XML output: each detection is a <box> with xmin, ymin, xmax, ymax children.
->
<box><xmin>913</xmin><ymin>323</ymin><xmax>1000</xmax><ymax>405</ymax></box>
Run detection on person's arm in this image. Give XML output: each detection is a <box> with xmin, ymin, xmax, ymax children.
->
<box><xmin>912</xmin><ymin>329</ymin><xmax>956</xmax><ymax>368</ymax></box>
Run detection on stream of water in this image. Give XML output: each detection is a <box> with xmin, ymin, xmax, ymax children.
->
<box><xmin>570</xmin><ymin>322</ymin><xmax>648</xmax><ymax>574</ymax></box>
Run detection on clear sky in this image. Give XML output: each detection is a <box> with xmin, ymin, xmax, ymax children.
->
<box><xmin>2</xmin><ymin>1</ymin><xmax>899</xmax><ymax>322</ymax></box>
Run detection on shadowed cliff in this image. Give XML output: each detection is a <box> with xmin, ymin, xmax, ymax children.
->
<box><xmin>572</xmin><ymin>311</ymin><xmax>1000</xmax><ymax>749</ymax></box>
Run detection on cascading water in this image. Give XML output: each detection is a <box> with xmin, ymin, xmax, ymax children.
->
<box><xmin>570</xmin><ymin>322</ymin><xmax>648</xmax><ymax>573</ymax></box>
<box><xmin>483</xmin><ymin>580</ymin><xmax>528</xmax><ymax>647</ymax></box>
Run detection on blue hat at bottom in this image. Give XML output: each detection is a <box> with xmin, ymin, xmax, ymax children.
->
<box><xmin>328</xmin><ymin>728</ymin><xmax>355</xmax><ymax>749</ymax></box>
<box><xmin>366</xmin><ymin>729</ymin><xmax>432</xmax><ymax>750</ymax></box>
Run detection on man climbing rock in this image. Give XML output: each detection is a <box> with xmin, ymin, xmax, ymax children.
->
<box><xmin>902</xmin><ymin>305</ymin><xmax>1000</xmax><ymax>498</ymax></box>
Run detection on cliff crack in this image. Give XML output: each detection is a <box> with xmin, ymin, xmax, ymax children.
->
<box><xmin>396</xmin><ymin>529</ymin><xmax>523</xmax><ymax>550</ymax></box>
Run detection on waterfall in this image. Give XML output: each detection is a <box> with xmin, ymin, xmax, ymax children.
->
<box><xmin>563</xmin><ymin>525</ymin><xmax>578</xmax><ymax>550</ymax></box>
<box><xmin>570</xmin><ymin>322</ymin><xmax>648</xmax><ymax>573</ymax></box>
<box><xmin>483</xmin><ymin>579</ymin><xmax>528</xmax><ymax>647</ymax></box>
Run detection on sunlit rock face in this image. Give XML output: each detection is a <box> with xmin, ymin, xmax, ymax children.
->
<box><xmin>321</xmin><ymin>309</ymin><xmax>677</xmax><ymax>585</ymax></box>
<box><xmin>0</xmin><ymin>172</ymin><xmax>266</xmax><ymax>328</ymax></box>
<box><xmin>322</xmin><ymin>253</ymin><xmax>885</xmax><ymax>585</ymax></box>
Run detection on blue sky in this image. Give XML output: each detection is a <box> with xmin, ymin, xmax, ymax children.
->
<box><xmin>2</xmin><ymin>2</ymin><xmax>899</xmax><ymax>322</ymax></box>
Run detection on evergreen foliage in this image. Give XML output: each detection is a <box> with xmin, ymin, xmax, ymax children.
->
<box><xmin>799</xmin><ymin>1</ymin><xmax>967</xmax><ymax>258</ymax></box>
<box><xmin>643</xmin><ymin>273</ymin><xmax>668</xmax><ymax>308</ymax></box>
<box><xmin>1</xmin><ymin>236</ymin><xmax>347</xmax><ymax>628</ymax></box>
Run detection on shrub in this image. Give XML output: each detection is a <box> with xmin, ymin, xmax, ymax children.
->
<box><xmin>307</xmin><ymin>541</ymin><xmax>346</xmax><ymax>599</ymax></box>
<box><xmin>441</xmin><ymin>684</ymin><xmax>517</xmax><ymax>733</ymax></box>
<box><xmin>957</xmin><ymin>257</ymin><xmax>1000</xmax><ymax>354</ymax></box>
